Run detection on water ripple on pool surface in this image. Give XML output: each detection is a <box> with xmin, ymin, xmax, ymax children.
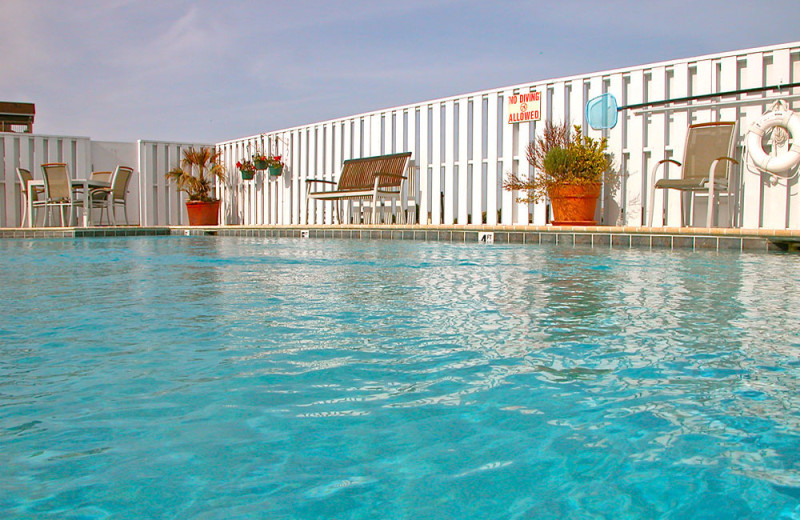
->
<box><xmin>1</xmin><ymin>237</ymin><xmax>800</xmax><ymax>518</ymax></box>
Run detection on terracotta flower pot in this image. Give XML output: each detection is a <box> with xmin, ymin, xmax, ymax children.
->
<box><xmin>186</xmin><ymin>200</ymin><xmax>220</xmax><ymax>226</ymax></box>
<box><xmin>548</xmin><ymin>183</ymin><xmax>602</xmax><ymax>225</ymax></box>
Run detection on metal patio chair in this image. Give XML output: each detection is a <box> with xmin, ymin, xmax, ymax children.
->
<box><xmin>90</xmin><ymin>170</ymin><xmax>113</xmax><ymax>183</ymax></box>
<box><xmin>647</xmin><ymin>121</ymin><xmax>739</xmax><ymax>228</ymax></box>
<box><xmin>89</xmin><ymin>165</ymin><xmax>134</xmax><ymax>225</ymax></box>
<box><xmin>40</xmin><ymin>163</ymin><xmax>84</xmax><ymax>227</ymax></box>
<box><xmin>15</xmin><ymin>167</ymin><xmax>45</xmax><ymax>227</ymax></box>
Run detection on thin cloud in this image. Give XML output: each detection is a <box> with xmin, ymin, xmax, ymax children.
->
<box><xmin>2</xmin><ymin>0</ymin><xmax>799</xmax><ymax>143</ymax></box>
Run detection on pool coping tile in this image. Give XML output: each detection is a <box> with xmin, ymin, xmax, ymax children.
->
<box><xmin>0</xmin><ymin>224</ymin><xmax>790</xmax><ymax>254</ymax></box>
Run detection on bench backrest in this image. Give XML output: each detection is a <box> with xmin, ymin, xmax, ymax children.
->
<box><xmin>337</xmin><ymin>152</ymin><xmax>412</xmax><ymax>191</ymax></box>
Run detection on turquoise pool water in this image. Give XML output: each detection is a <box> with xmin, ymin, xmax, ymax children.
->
<box><xmin>2</xmin><ymin>236</ymin><xmax>800</xmax><ymax>519</ymax></box>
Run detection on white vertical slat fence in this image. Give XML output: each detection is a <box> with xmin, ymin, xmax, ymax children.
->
<box><xmin>217</xmin><ymin>41</ymin><xmax>798</xmax><ymax>229</ymax></box>
<box><xmin>6</xmin><ymin>43</ymin><xmax>797</xmax><ymax>231</ymax></box>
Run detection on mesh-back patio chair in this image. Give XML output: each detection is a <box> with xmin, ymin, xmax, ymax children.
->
<box><xmin>647</xmin><ymin>121</ymin><xmax>739</xmax><ymax>228</ymax></box>
<box><xmin>74</xmin><ymin>171</ymin><xmax>112</xmax><ymax>198</ymax></box>
<box><xmin>90</xmin><ymin>171</ymin><xmax>113</xmax><ymax>182</ymax></box>
<box><xmin>89</xmin><ymin>166</ymin><xmax>134</xmax><ymax>225</ymax></box>
<box><xmin>15</xmin><ymin>167</ymin><xmax>45</xmax><ymax>227</ymax></box>
<box><xmin>41</xmin><ymin>163</ymin><xmax>84</xmax><ymax>227</ymax></box>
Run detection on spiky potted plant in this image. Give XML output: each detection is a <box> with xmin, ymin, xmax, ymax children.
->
<box><xmin>166</xmin><ymin>146</ymin><xmax>226</xmax><ymax>226</ymax></box>
<box><xmin>504</xmin><ymin>122</ymin><xmax>614</xmax><ymax>225</ymax></box>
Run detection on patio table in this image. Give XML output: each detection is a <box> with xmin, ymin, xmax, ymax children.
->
<box><xmin>26</xmin><ymin>178</ymin><xmax>111</xmax><ymax>227</ymax></box>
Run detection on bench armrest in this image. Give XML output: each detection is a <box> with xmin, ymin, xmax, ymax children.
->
<box><xmin>372</xmin><ymin>172</ymin><xmax>407</xmax><ymax>180</ymax></box>
<box><xmin>373</xmin><ymin>172</ymin><xmax>407</xmax><ymax>188</ymax></box>
<box><xmin>305</xmin><ymin>179</ymin><xmax>337</xmax><ymax>186</ymax></box>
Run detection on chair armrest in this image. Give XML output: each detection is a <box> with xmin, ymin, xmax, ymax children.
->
<box><xmin>656</xmin><ymin>159</ymin><xmax>682</xmax><ymax>167</ymax></box>
<box><xmin>706</xmin><ymin>156</ymin><xmax>739</xmax><ymax>183</ymax></box>
<box><xmin>88</xmin><ymin>187</ymin><xmax>111</xmax><ymax>197</ymax></box>
<box><xmin>713</xmin><ymin>156</ymin><xmax>739</xmax><ymax>166</ymax></box>
<box><xmin>654</xmin><ymin>158</ymin><xmax>681</xmax><ymax>178</ymax></box>
<box><xmin>707</xmin><ymin>157</ymin><xmax>739</xmax><ymax>184</ymax></box>
<box><xmin>651</xmin><ymin>158</ymin><xmax>682</xmax><ymax>183</ymax></box>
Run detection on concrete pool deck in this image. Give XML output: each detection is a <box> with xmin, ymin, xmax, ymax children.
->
<box><xmin>3</xmin><ymin>224</ymin><xmax>800</xmax><ymax>252</ymax></box>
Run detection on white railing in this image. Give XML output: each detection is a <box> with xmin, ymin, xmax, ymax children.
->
<box><xmin>218</xmin><ymin>41</ymin><xmax>800</xmax><ymax>229</ymax></box>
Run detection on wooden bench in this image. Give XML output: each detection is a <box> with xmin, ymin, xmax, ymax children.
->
<box><xmin>305</xmin><ymin>152</ymin><xmax>413</xmax><ymax>224</ymax></box>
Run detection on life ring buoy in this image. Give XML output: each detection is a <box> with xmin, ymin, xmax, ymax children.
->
<box><xmin>746</xmin><ymin>107</ymin><xmax>800</xmax><ymax>176</ymax></box>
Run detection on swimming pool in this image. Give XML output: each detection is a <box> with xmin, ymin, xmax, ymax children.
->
<box><xmin>2</xmin><ymin>236</ymin><xmax>800</xmax><ymax>518</ymax></box>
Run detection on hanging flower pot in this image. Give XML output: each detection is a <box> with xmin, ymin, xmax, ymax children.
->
<box><xmin>253</xmin><ymin>158</ymin><xmax>268</xmax><ymax>170</ymax></box>
<box><xmin>264</xmin><ymin>155</ymin><xmax>284</xmax><ymax>177</ymax></box>
<box><xmin>236</xmin><ymin>160</ymin><xmax>256</xmax><ymax>180</ymax></box>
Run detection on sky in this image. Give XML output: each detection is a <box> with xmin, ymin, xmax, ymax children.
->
<box><xmin>2</xmin><ymin>0</ymin><xmax>799</xmax><ymax>144</ymax></box>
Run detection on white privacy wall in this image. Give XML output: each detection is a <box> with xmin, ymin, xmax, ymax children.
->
<box><xmin>0</xmin><ymin>135</ymin><xmax>210</xmax><ymax>227</ymax></box>
<box><xmin>218</xmin><ymin>41</ymin><xmax>800</xmax><ymax>228</ymax></box>
<box><xmin>137</xmin><ymin>140</ymin><xmax>217</xmax><ymax>226</ymax></box>
<box><xmin>0</xmin><ymin>133</ymin><xmax>93</xmax><ymax>227</ymax></box>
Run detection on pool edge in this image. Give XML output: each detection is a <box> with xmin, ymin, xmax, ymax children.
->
<box><xmin>2</xmin><ymin>224</ymin><xmax>795</xmax><ymax>253</ymax></box>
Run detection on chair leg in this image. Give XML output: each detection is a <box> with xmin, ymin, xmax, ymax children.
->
<box><xmin>707</xmin><ymin>189</ymin><xmax>715</xmax><ymax>228</ymax></box>
<box><xmin>20</xmin><ymin>194</ymin><xmax>28</xmax><ymax>228</ymax></box>
<box><xmin>647</xmin><ymin>185</ymin><xmax>658</xmax><ymax>227</ymax></box>
<box><xmin>707</xmin><ymin>187</ymin><xmax>725</xmax><ymax>228</ymax></box>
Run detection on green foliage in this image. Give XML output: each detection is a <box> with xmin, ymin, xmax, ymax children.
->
<box><xmin>166</xmin><ymin>147</ymin><xmax>226</xmax><ymax>202</ymax></box>
<box><xmin>543</xmin><ymin>147</ymin><xmax>575</xmax><ymax>179</ymax></box>
<box><xmin>503</xmin><ymin>122</ymin><xmax>616</xmax><ymax>203</ymax></box>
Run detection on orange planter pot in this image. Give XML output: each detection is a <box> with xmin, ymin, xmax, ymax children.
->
<box><xmin>186</xmin><ymin>200</ymin><xmax>220</xmax><ymax>226</ymax></box>
<box><xmin>548</xmin><ymin>183</ymin><xmax>602</xmax><ymax>225</ymax></box>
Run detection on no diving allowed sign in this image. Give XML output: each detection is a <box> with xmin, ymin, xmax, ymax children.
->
<box><xmin>507</xmin><ymin>91</ymin><xmax>541</xmax><ymax>124</ymax></box>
